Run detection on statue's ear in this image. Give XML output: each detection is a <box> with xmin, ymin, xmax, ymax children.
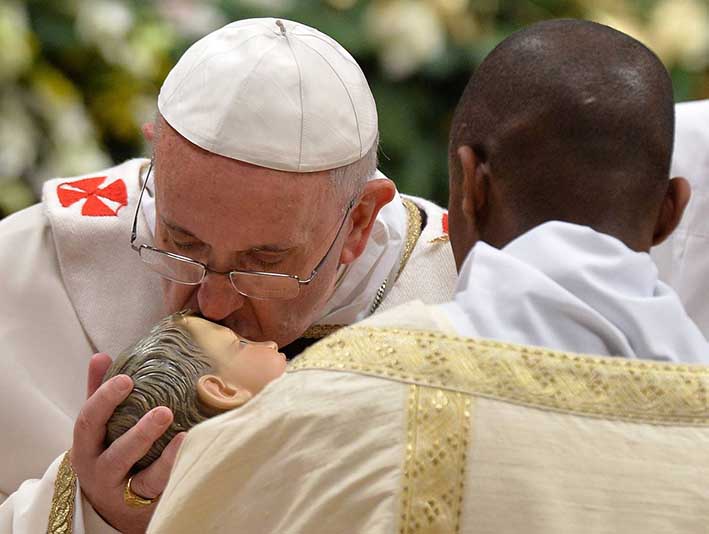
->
<box><xmin>197</xmin><ymin>375</ymin><xmax>253</xmax><ymax>411</ymax></box>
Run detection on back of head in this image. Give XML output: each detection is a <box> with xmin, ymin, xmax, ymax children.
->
<box><xmin>449</xmin><ymin>19</ymin><xmax>675</xmax><ymax>249</ymax></box>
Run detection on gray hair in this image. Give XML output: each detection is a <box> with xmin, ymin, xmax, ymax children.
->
<box><xmin>103</xmin><ymin>312</ymin><xmax>222</xmax><ymax>472</ymax></box>
<box><xmin>330</xmin><ymin>137</ymin><xmax>379</xmax><ymax>201</ymax></box>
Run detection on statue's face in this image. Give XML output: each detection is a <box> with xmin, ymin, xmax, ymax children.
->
<box><xmin>184</xmin><ymin>316</ymin><xmax>287</xmax><ymax>395</ymax></box>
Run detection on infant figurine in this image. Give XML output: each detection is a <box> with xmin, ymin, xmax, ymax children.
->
<box><xmin>103</xmin><ymin>311</ymin><xmax>287</xmax><ymax>471</ymax></box>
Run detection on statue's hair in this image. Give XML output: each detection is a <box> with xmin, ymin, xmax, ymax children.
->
<box><xmin>103</xmin><ymin>311</ymin><xmax>223</xmax><ymax>472</ymax></box>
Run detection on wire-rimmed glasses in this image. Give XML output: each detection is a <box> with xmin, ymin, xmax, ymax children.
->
<box><xmin>130</xmin><ymin>161</ymin><xmax>355</xmax><ymax>300</ymax></box>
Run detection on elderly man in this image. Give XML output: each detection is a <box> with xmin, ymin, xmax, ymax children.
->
<box><xmin>0</xmin><ymin>19</ymin><xmax>455</xmax><ymax>533</ymax></box>
<box><xmin>148</xmin><ymin>20</ymin><xmax>709</xmax><ymax>534</ymax></box>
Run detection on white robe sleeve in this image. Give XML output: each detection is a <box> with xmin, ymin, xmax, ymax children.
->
<box><xmin>0</xmin><ymin>453</ymin><xmax>119</xmax><ymax>534</ymax></box>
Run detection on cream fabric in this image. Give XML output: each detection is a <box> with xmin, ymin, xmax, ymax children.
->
<box><xmin>462</xmin><ymin>397</ymin><xmax>709</xmax><ymax>533</ymax></box>
<box><xmin>150</xmin><ymin>371</ymin><xmax>408</xmax><ymax>534</ymax></box>
<box><xmin>0</xmin><ymin>159</ymin><xmax>454</xmax><ymax>532</ymax></box>
<box><xmin>158</xmin><ymin>18</ymin><xmax>377</xmax><ymax>172</ymax></box>
<box><xmin>149</xmin><ymin>306</ymin><xmax>709</xmax><ymax>534</ymax></box>
<box><xmin>651</xmin><ymin>99</ymin><xmax>709</xmax><ymax>338</ymax></box>
<box><xmin>442</xmin><ymin>221</ymin><xmax>709</xmax><ymax>363</ymax></box>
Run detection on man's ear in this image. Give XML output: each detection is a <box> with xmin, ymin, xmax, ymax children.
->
<box><xmin>142</xmin><ymin>122</ymin><xmax>155</xmax><ymax>143</ymax></box>
<box><xmin>652</xmin><ymin>177</ymin><xmax>691</xmax><ymax>246</ymax></box>
<box><xmin>197</xmin><ymin>375</ymin><xmax>253</xmax><ymax>411</ymax></box>
<box><xmin>339</xmin><ymin>179</ymin><xmax>396</xmax><ymax>264</ymax></box>
<box><xmin>456</xmin><ymin>146</ymin><xmax>488</xmax><ymax>225</ymax></box>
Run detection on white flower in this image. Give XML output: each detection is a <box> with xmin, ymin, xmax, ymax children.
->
<box><xmin>0</xmin><ymin>91</ymin><xmax>38</xmax><ymax>178</ymax></box>
<box><xmin>155</xmin><ymin>0</ymin><xmax>228</xmax><ymax>37</ymax></box>
<box><xmin>235</xmin><ymin>0</ymin><xmax>296</xmax><ymax>10</ymax></box>
<box><xmin>115</xmin><ymin>22</ymin><xmax>175</xmax><ymax>79</ymax></box>
<box><xmin>76</xmin><ymin>0</ymin><xmax>135</xmax><ymax>45</ymax></box>
<box><xmin>0</xmin><ymin>3</ymin><xmax>33</xmax><ymax>82</ymax></box>
<box><xmin>368</xmin><ymin>0</ymin><xmax>446</xmax><ymax>79</ymax></box>
<box><xmin>648</xmin><ymin>0</ymin><xmax>709</xmax><ymax>69</ymax></box>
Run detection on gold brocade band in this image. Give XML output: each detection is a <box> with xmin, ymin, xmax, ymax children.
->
<box><xmin>397</xmin><ymin>198</ymin><xmax>423</xmax><ymax>279</ymax></box>
<box><xmin>301</xmin><ymin>324</ymin><xmax>342</xmax><ymax>339</ymax></box>
<box><xmin>47</xmin><ymin>451</ymin><xmax>76</xmax><ymax>534</ymax></box>
<box><xmin>301</xmin><ymin>198</ymin><xmax>424</xmax><ymax>340</ymax></box>
<box><xmin>291</xmin><ymin>326</ymin><xmax>709</xmax><ymax>426</ymax></box>
<box><xmin>400</xmin><ymin>385</ymin><xmax>472</xmax><ymax>534</ymax></box>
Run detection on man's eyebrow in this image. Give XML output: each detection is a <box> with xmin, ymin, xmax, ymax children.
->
<box><xmin>161</xmin><ymin>218</ymin><xmax>198</xmax><ymax>238</ymax></box>
<box><xmin>252</xmin><ymin>245</ymin><xmax>293</xmax><ymax>253</ymax></box>
<box><xmin>161</xmin><ymin>217</ymin><xmax>295</xmax><ymax>252</ymax></box>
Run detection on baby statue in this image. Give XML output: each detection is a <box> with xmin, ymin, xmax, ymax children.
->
<box><xmin>103</xmin><ymin>310</ymin><xmax>287</xmax><ymax>471</ymax></box>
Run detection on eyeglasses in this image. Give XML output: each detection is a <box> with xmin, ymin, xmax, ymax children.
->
<box><xmin>130</xmin><ymin>161</ymin><xmax>355</xmax><ymax>300</ymax></box>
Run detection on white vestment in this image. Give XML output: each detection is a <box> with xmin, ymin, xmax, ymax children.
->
<box><xmin>148</xmin><ymin>223</ymin><xmax>709</xmax><ymax>534</ymax></box>
<box><xmin>0</xmin><ymin>158</ymin><xmax>456</xmax><ymax>532</ymax></box>
<box><xmin>440</xmin><ymin>221</ymin><xmax>709</xmax><ymax>363</ymax></box>
<box><xmin>651</xmin><ymin>99</ymin><xmax>709</xmax><ymax>337</ymax></box>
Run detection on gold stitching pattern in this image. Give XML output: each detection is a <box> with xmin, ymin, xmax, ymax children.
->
<box><xmin>400</xmin><ymin>385</ymin><xmax>471</xmax><ymax>534</ymax></box>
<box><xmin>301</xmin><ymin>324</ymin><xmax>343</xmax><ymax>339</ymax></box>
<box><xmin>46</xmin><ymin>451</ymin><xmax>76</xmax><ymax>534</ymax></box>
<box><xmin>290</xmin><ymin>326</ymin><xmax>709</xmax><ymax>425</ymax></box>
<box><xmin>397</xmin><ymin>198</ymin><xmax>423</xmax><ymax>279</ymax></box>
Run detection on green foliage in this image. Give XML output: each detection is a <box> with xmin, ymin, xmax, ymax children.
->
<box><xmin>1</xmin><ymin>0</ymin><xmax>707</xmax><ymax>218</ymax></box>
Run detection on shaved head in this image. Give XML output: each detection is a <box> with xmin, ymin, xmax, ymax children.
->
<box><xmin>448</xmin><ymin>19</ymin><xmax>676</xmax><ymax>253</ymax></box>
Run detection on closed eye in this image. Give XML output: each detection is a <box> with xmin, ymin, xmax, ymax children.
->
<box><xmin>167</xmin><ymin>233</ymin><xmax>205</xmax><ymax>252</ymax></box>
<box><xmin>245</xmin><ymin>251</ymin><xmax>289</xmax><ymax>269</ymax></box>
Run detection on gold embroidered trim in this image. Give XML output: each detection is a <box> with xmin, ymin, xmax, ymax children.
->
<box><xmin>400</xmin><ymin>385</ymin><xmax>471</xmax><ymax>534</ymax></box>
<box><xmin>301</xmin><ymin>199</ymin><xmax>424</xmax><ymax>339</ymax></box>
<box><xmin>301</xmin><ymin>324</ymin><xmax>343</xmax><ymax>339</ymax></box>
<box><xmin>428</xmin><ymin>235</ymin><xmax>450</xmax><ymax>244</ymax></box>
<box><xmin>47</xmin><ymin>451</ymin><xmax>76</xmax><ymax>534</ymax></box>
<box><xmin>290</xmin><ymin>326</ymin><xmax>709</xmax><ymax>425</ymax></box>
<box><xmin>398</xmin><ymin>198</ymin><xmax>423</xmax><ymax>279</ymax></box>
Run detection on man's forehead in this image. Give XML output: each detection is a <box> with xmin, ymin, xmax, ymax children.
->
<box><xmin>159</xmin><ymin>216</ymin><xmax>298</xmax><ymax>252</ymax></box>
<box><xmin>155</xmin><ymin>176</ymin><xmax>339</xmax><ymax>251</ymax></box>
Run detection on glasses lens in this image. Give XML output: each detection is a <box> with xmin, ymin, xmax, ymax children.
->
<box><xmin>230</xmin><ymin>272</ymin><xmax>300</xmax><ymax>300</ymax></box>
<box><xmin>139</xmin><ymin>247</ymin><xmax>204</xmax><ymax>284</ymax></box>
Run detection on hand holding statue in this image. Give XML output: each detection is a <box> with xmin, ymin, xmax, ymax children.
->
<box><xmin>69</xmin><ymin>312</ymin><xmax>286</xmax><ymax>533</ymax></box>
<box><xmin>69</xmin><ymin>355</ymin><xmax>183</xmax><ymax>533</ymax></box>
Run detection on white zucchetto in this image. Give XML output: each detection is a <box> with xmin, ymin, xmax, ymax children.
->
<box><xmin>158</xmin><ymin>18</ymin><xmax>378</xmax><ymax>173</ymax></box>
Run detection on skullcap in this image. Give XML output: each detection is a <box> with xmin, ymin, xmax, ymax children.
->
<box><xmin>158</xmin><ymin>18</ymin><xmax>378</xmax><ymax>173</ymax></box>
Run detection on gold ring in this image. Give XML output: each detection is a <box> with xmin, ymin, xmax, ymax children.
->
<box><xmin>124</xmin><ymin>476</ymin><xmax>157</xmax><ymax>507</ymax></box>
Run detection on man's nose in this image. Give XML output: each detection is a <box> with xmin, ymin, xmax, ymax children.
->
<box><xmin>197</xmin><ymin>272</ymin><xmax>245</xmax><ymax>321</ymax></box>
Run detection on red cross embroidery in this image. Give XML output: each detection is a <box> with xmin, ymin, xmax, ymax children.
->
<box><xmin>57</xmin><ymin>176</ymin><xmax>128</xmax><ymax>217</ymax></box>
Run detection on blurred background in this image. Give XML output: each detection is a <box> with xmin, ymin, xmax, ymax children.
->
<box><xmin>1</xmin><ymin>0</ymin><xmax>708</xmax><ymax>219</ymax></box>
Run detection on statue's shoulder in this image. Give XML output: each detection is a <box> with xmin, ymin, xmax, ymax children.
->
<box><xmin>293</xmin><ymin>325</ymin><xmax>709</xmax><ymax>426</ymax></box>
